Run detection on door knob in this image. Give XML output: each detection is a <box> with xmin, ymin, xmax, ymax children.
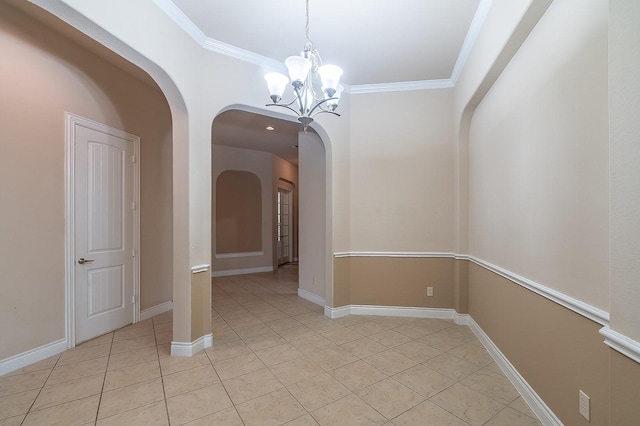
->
<box><xmin>78</xmin><ymin>258</ymin><xmax>94</xmax><ymax>264</ymax></box>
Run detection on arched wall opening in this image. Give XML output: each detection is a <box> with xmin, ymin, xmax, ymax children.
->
<box><xmin>211</xmin><ymin>105</ymin><xmax>333</xmax><ymax>306</ymax></box>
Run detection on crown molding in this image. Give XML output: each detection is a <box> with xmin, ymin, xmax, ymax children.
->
<box><xmin>154</xmin><ymin>0</ymin><xmax>492</xmax><ymax>94</ymax></box>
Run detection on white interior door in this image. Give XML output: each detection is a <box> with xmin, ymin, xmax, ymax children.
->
<box><xmin>74</xmin><ymin>124</ymin><xmax>135</xmax><ymax>343</ymax></box>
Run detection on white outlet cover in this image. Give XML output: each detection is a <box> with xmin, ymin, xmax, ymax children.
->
<box><xmin>579</xmin><ymin>390</ymin><xmax>590</xmax><ymax>421</ymax></box>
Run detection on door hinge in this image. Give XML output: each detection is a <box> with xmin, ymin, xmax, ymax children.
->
<box><xmin>132</xmin><ymin>249</ymin><xmax>136</xmax><ymax>257</ymax></box>
<box><xmin>131</xmin><ymin>202</ymin><xmax>136</xmax><ymax>210</ymax></box>
<box><xmin>131</xmin><ymin>295</ymin><xmax>136</xmax><ymax>304</ymax></box>
<box><xmin>131</xmin><ymin>155</ymin><xmax>136</xmax><ymax>163</ymax></box>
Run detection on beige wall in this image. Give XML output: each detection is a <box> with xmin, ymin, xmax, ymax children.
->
<box><xmin>0</xmin><ymin>3</ymin><xmax>172</xmax><ymax>359</ymax></box>
<box><xmin>467</xmin><ymin>0</ymin><xmax>609</xmax><ymax>310</ymax></box>
<box><xmin>349</xmin><ymin>89</ymin><xmax>455</xmax><ymax>252</ymax></box>
<box><xmin>215</xmin><ymin>170</ymin><xmax>262</xmax><ymax>253</ymax></box>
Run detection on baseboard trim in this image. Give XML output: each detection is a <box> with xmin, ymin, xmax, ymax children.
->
<box><xmin>323</xmin><ymin>304</ymin><xmax>456</xmax><ymax>320</ymax></box>
<box><xmin>334</xmin><ymin>251</ymin><xmax>455</xmax><ymax>258</ymax></box>
<box><xmin>171</xmin><ymin>334</ymin><xmax>213</xmax><ymax>357</ymax></box>
<box><xmin>211</xmin><ymin>266</ymin><xmax>273</xmax><ymax>277</ymax></box>
<box><xmin>0</xmin><ymin>338</ymin><xmax>68</xmax><ymax>376</ymax></box>
<box><xmin>600</xmin><ymin>326</ymin><xmax>640</xmax><ymax>364</ymax></box>
<box><xmin>140</xmin><ymin>301</ymin><xmax>174</xmax><ymax>321</ymax></box>
<box><xmin>468</xmin><ymin>317</ymin><xmax>562</xmax><ymax>425</ymax></box>
<box><xmin>455</xmin><ymin>313</ymin><xmax>470</xmax><ymax>325</ymax></box>
<box><xmin>297</xmin><ymin>288</ymin><xmax>325</xmax><ymax>307</ymax></box>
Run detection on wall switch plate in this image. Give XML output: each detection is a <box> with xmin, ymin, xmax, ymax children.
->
<box><xmin>579</xmin><ymin>390</ymin><xmax>590</xmax><ymax>421</ymax></box>
<box><xmin>427</xmin><ymin>286</ymin><xmax>434</xmax><ymax>297</ymax></box>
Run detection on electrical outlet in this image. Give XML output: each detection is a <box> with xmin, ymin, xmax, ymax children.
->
<box><xmin>579</xmin><ymin>390</ymin><xmax>590</xmax><ymax>421</ymax></box>
<box><xmin>427</xmin><ymin>286</ymin><xmax>434</xmax><ymax>297</ymax></box>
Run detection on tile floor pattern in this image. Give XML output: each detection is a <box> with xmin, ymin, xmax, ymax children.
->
<box><xmin>0</xmin><ymin>267</ymin><xmax>542</xmax><ymax>425</ymax></box>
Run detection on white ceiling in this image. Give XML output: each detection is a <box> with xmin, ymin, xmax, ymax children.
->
<box><xmin>164</xmin><ymin>0</ymin><xmax>484</xmax><ymax>88</ymax></box>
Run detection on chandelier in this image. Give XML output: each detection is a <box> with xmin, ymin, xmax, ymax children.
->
<box><xmin>264</xmin><ymin>0</ymin><xmax>344</xmax><ymax>129</ymax></box>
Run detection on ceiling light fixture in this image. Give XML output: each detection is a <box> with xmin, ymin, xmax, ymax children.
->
<box><xmin>264</xmin><ymin>0</ymin><xmax>343</xmax><ymax>130</ymax></box>
<box><xmin>266</xmin><ymin>126</ymin><xmax>275</xmax><ymax>131</ymax></box>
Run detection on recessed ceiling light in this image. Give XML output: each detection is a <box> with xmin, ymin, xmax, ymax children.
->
<box><xmin>266</xmin><ymin>126</ymin><xmax>275</xmax><ymax>131</ymax></box>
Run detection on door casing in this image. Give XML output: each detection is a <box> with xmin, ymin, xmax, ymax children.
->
<box><xmin>65</xmin><ymin>113</ymin><xmax>140</xmax><ymax>348</ymax></box>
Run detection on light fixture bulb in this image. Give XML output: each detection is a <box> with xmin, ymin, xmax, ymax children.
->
<box><xmin>318</xmin><ymin>65</ymin><xmax>343</xmax><ymax>96</ymax></box>
<box><xmin>264</xmin><ymin>72</ymin><xmax>289</xmax><ymax>103</ymax></box>
<box><xmin>285</xmin><ymin>56</ymin><xmax>312</xmax><ymax>86</ymax></box>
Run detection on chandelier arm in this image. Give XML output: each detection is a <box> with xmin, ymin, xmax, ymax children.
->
<box><xmin>310</xmin><ymin>110</ymin><xmax>341</xmax><ymax>119</ymax></box>
<box><xmin>265</xmin><ymin>103</ymin><xmax>302</xmax><ymax>117</ymax></box>
<box><xmin>306</xmin><ymin>96</ymin><xmax>340</xmax><ymax>116</ymax></box>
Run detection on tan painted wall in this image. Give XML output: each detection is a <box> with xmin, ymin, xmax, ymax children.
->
<box><xmin>349</xmin><ymin>89</ymin><xmax>455</xmax><ymax>252</ymax></box>
<box><xmin>467</xmin><ymin>0</ymin><xmax>609</xmax><ymax>310</ymax></box>
<box><xmin>468</xmin><ymin>262</ymin><xmax>609</xmax><ymax>425</ymax></box>
<box><xmin>335</xmin><ymin>257</ymin><xmax>455</xmax><ymax>309</ymax></box>
<box><xmin>215</xmin><ymin>170</ymin><xmax>262</xmax><ymax>253</ymax></box>
<box><xmin>0</xmin><ymin>3</ymin><xmax>172</xmax><ymax>359</ymax></box>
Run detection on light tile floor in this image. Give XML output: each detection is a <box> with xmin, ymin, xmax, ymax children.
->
<box><xmin>0</xmin><ymin>266</ymin><xmax>542</xmax><ymax>425</ymax></box>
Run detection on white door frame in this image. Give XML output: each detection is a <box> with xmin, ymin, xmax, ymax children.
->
<box><xmin>65</xmin><ymin>113</ymin><xmax>140</xmax><ymax>348</ymax></box>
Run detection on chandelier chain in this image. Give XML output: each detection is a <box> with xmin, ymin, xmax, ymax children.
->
<box><xmin>305</xmin><ymin>0</ymin><xmax>311</xmax><ymax>42</ymax></box>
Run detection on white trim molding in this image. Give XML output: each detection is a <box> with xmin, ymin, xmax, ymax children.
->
<box><xmin>190</xmin><ymin>264</ymin><xmax>210</xmax><ymax>274</ymax></box>
<box><xmin>324</xmin><ymin>305</ymin><xmax>456</xmax><ymax>320</ymax></box>
<box><xmin>0</xmin><ymin>338</ymin><xmax>67</xmax><ymax>376</ymax></box>
<box><xmin>140</xmin><ymin>301</ymin><xmax>174</xmax><ymax>321</ymax></box>
<box><xmin>600</xmin><ymin>326</ymin><xmax>640</xmax><ymax>364</ymax></box>
<box><xmin>211</xmin><ymin>266</ymin><xmax>273</xmax><ymax>277</ymax></box>
<box><xmin>298</xmin><ymin>288</ymin><xmax>326</xmax><ymax>307</ymax></box>
<box><xmin>450</xmin><ymin>0</ymin><xmax>494</xmax><ymax>85</ymax></box>
<box><xmin>215</xmin><ymin>251</ymin><xmax>264</xmax><ymax>259</ymax></box>
<box><xmin>468</xmin><ymin>317</ymin><xmax>562</xmax><ymax>425</ymax></box>
<box><xmin>171</xmin><ymin>334</ymin><xmax>213</xmax><ymax>357</ymax></box>
<box><xmin>334</xmin><ymin>251</ymin><xmax>455</xmax><ymax>258</ymax></box>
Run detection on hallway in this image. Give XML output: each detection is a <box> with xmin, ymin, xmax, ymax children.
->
<box><xmin>0</xmin><ymin>268</ymin><xmax>541</xmax><ymax>425</ymax></box>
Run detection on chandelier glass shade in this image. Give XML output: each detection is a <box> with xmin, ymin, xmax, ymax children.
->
<box><xmin>264</xmin><ymin>0</ymin><xmax>343</xmax><ymax>129</ymax></box>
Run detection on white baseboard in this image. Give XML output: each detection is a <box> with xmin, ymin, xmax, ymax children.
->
<box><xmin>171</xmin><ymin>334</ymin><xmax>213</xmax><ymax>357</ymax></box>
<box><xmin>455</xmin><ymin>313</ymin><xmax>470</xmax><ymax>325</ymax></box>
<box><xmin>298</xmin><ymin>288</ymin><xmax>326</xmax><ymax>307</ymax></box>
<box><xmin>0</xmin><ymin>338</ymin><xmax>68</xmax><ymax>376</ymax></box>
<box><xmin>467</xmin><ymin>317</ymin><xmax>561</xmax><ymax>425</ymax></box>
<box><xmin>211</xmin><ymin>266</ymin><xmax>273</xmax><ymax>277</ymax></box>
<box><xmin>140</xmin><ymin>301</ymin><xmax>174</xmax><ymax>321</ymax></box>
<box><xmin>323</xmin><ymin>304</ymin><xmax>456</xmax><ymax>320</ymax></box>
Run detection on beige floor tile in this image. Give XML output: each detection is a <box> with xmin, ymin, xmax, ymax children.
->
<box><xmin>371</xmin><ymin>317</ymin><xmax>413</xmax><ymax>329</ymax></box>
<box><xmin>159</xmin><ymin>351</ymin><xmax>211</xmax><ymax>376</ymax></box>
<box><xmin>113</xmin><ymin>324</ymin><xmax>154</xmax><ymax>342</ymax></box>
<box><xmin>155</xmin><ymin>330</ymin><xmax>173</xmax><ymax>345</ymax></box>
<box><xmin>448</xmin><ymin>343</ymin><xmax>495</xmax><ymax>368</ymax></box>
<box><xmin>304</xmin><ymin>320</ymin><xmax>344</xmax><ymax>334</ymax></box>
<box><xmin>484</xmin><ymin>407</ymin><xmax>542</xmax><ymax>426</ymax></box>
<box><xmin>97</xmin><ymin>400</ymin><xmax>168</xmax><ymax>426</ymax></box>
<box><xmin>166</xmin><ymin>383</ymin><xmax>233</xmax><ymax>426</ymax></box>
<box><xmin>419</xmin><ymin>333</ymin><xmax>466</xmax><ymax>352</ymax></box>
<box><xmin>276</xmin><ymin>325</ymin><xmax>317</xmax><ymax>342</ymax></box>
<box><xmin>287</xmin><ymin>372</ymin><xmax>352</xmax><ymax>411</ymax></box>
<box><xmin>23</xmin><ymin>395</ymin><xmax>99</xmax><ymax>426</ymax></box>
<box><xmin>77</xmin><ymin>332</ymin><xmax>114</xmax><ymax>348</ymax></box>
<box><xmin>182</xmin><ymin>406</ymin><xmax>243</xmax><ymax>425</ymax></box>
<box><xmin>390</xmin><ymin>400</ymin><xmax>468</xmax><ymax>426</ymax></box>
<box><xmin>269</xmin><ymin>357</ymin><xmax>325</xmax><ymax>386</ymax></box>
<box><xmin>5</xmin><ymin>355</ymin><xmax>58</xmax><ymax>377</ymax></box>
<box><xmin>0</xmin><ymin>389</ymin><xmax>39</xmax><ymax>419</ymax></box>
<box><xmin>232</xmin><ymin>323</ymin><xmax>272</xmax><ymax>339</ymax></box>
<box><xmin>460</xmin><ymin>368</ymin><xmax>520</xmax><ymax>405</ymax></box>
<box><xmin>254</xmin><ymin>310</ymin><xmax>290</xmax><ymax>322</ymax></box>
<box><xmin>32</xmin><ymin>373</ymin><xmax>104</xmax><ymax>411</ymax></box>
<box><xmin>212</xmin><ymin>352</ymin><xmax>265</xmax><ymax>380</ymax></box>
<box><xmin>255</xmin><ymin>343</ymin><xmax>304</xmax><ymax>366</ymax></box>
<box><xmin>331</xmin><ymin>360</ymin><xmax>388</xmax><ymax>392</ymax></box>
<box><xmin>356</xmin><ymin>378</ymin><xmax>424</xmax><ymax>419</ymax></box>
<box><xmin>393</xmin><ymin>364</ymin><xmax>455</xmax><ymax>398</ymax></box>
<box><xmin>222</xmin><ymin>368</ymin><xmax>283</xmax><ymax>404</ymax></box>
<box><xmin>0</xmin><ymin>415</ymin><xmax>25</xmax><ymax>426</ymax></box>
<box><xmin>242</xmin><ymin>332</ymin><xmax>287</xmax><ymax>352</ymax></box>
<box><xmin>310</xmin><ymin>394</ymin><xmax>387</xmax><ymax>426</ymax></box>
<box><xmin>0</xmin><ymin>370</ymin><xmax>49</xmax><ymax>398</ymax></box>
<box><xmin>368</xmin><ymin>330</ymin><xmax>414</xmax><ymax>348</ymax></box>
<box><xmin>293</xmin><ymin>312</ymin><xmax>329</xmax><ymax>325</ymax></box>
<box><xmin>309</xmin><ymin>346</ymin><xmax>359</xmax><ymax>371</ymax></box>
<box><xmin>152</xmin><ymin>311</ymin><xmax>173</xmax><ymax>324</ymax></box>
<box><xmin>226</xmin><ymin>315</ymin><xmax>263</xmax><ymax>330</ymax></box>
<box><xmin>97</xmin><ymin>378</ymin><xmax>164</xmax><ymax>419</ymax></box>
<box><xmin>363</xmin><ymin>349</ymin><xmax>417</xmax><ymax>376</ymax></box>
<box><xmin>110</xmin><ymin>335</ymin><xmax>157</xmax><ymax>355</ymax></box>
<box><xmin>321</xmin><ymin>327</ymin><xmax>363</xmax><ymax>345</ymax></box>
<box><xmin>265</xmin><ymin>317</ymin><xmax>303</xmax><ymax>331</ymax></box>
<box><xmin>104</xmin><ymin>359</ymin><xmax>160</xmax><ymax>392</ymax></box>
<box><xmin>284</xmin><ymin>413</ymin><xmax>320</xmax><ymax>425</ymax></box>
<box><xmin>331</xmin><ymin>316</ymin><xmax>371</xmax><ymax>327</ymax></box>
<box><xmin>47</xmin><ymin>356</ymin><xmax>108</xmax><ymax>386</ymax></box>
<box><xmin>205</xmin><ymin>340</ymin><xmax>252</xmax><ymax>363</ymax></box>
<box><xmin>153</xmin><ymin>320</ymin><xmax>173</xmax><ymax>333</ymax></box>
<box><xmin>57</xmin><ymin>343</ymin><xmax>111</xmax><ymax>366</ymax></box>
<box><xmin>292</xmin><ymin>335</ymin><xmax>338</xmax><ymax>355</ymax></box>
<box><xmin>509</xmin><ymin>396</ymin><xmax>538</xmax><ymax>419</ymax></box>
<box><xmin>236</xmin><ymin>388</ymin><xmax>306</xmax><ymax>426</ymax></box>
<box><xmin>392</xmin><ymin>340</ymin><xmax>442</xmax><ymax>363</ymax></box>
<box><xmin>413</xmin><ymin>318</ymin><xmax>456</xmax><ymax>332</ymax></box>
<box><xmin>484</xmin><ymin>362</ymin><xmax>506</xmax><ymax>376</ymax></box>
<box><xmin>107</xmin><ymin>345</ymin><xmax>159</xmax><ymax>371</ymax></box>
<box><xmin>163</xmin><ymin>364</ymin><xmax>220</xmax><ymax>398</ymax></box>
<box><xmin>340</xmin><ymin>337</ymin><xmax>388</xmax><ymax>359</ymax></box>
<box><xmin>211</xmin><ymin>330</ymin><xmax>241</xmax><ymax>345</ymax></box>
<box><xmin>431</xmin><ymin>383</ymin><xmax>505</xmax><ymax>426</ymax></box>
<box><xmin>393</xmin><ymin>323</ymin><xmax>436</xmax><ymax>340</ymax></box>
<box><xmin>438</xmin><ymin>325</ymin><xmax>477</xmax><ymax>342</ymax></box>
<box><xmin>424</xmin><ymin>352</ymin><xmax>481</xmax><ymax>381</ymax></box>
